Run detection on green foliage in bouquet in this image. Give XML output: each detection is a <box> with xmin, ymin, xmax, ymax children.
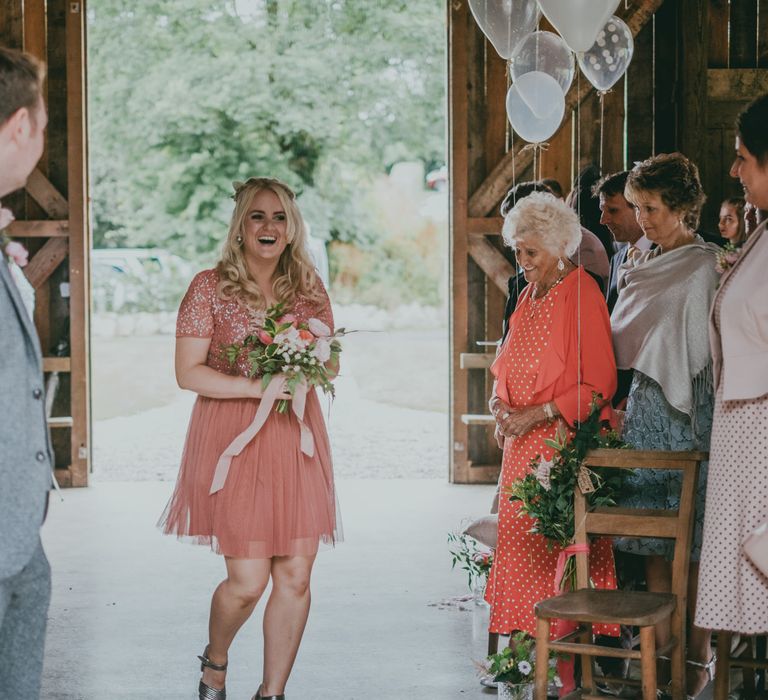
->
<box><xmin>447</xmin><ymin>531</ymin><xmax>493</xmax><ymax>591</ymax></box>
<box><xmin>223</xmin><ymin>301</ymin><xmax>343</xmax><ymax>412</ymax></box>
<box><xmin>509</xmin><ymin>394</ymin><xmax>629</xmax><ymax>549</ymax></box>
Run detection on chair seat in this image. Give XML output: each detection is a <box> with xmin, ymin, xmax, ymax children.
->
<box><xmin>535</xmin><ymin>589</ymin><xmax>676</xmax><ymax>626</ymax></box>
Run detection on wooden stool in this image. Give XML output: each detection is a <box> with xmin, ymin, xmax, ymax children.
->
<box><xmin>714</xmin><ymin>633</ymin><xmax>768</xmax><ymax>700</ymax></box>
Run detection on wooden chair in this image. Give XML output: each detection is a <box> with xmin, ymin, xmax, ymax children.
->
<box><xmin>714</xmin><ymin>633</ymin><xmax>768</xmax><ymax>700</ymax></box>
<box><xmin>532</xmin><ymin>448</ymin><xmax>707</xmax><ymax>700</ymax></box>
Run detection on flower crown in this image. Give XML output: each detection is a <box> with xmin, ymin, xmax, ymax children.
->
<box><xmin>231</xmin><ymin>177</ymin><xmax>296</xmax><ymax>201</ymax></box>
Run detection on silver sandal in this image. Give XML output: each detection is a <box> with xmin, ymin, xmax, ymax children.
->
<box><xmin>198</xmin><ymin>645</ymin><xmax>228</xmax><ymax>700</ymax></box>
<box><xmin>685</xmin><ymin>653</ymin><xmax>716</xmax><ymax>700</ymax></box>
<box><xmin>252</xmin><ymin>685</ymin><xmax>285</xmax><ymax>700</ymax></box>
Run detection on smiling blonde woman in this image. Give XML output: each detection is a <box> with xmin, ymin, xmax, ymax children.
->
<box><xmin>159</xmin><ymin>177</ymin><xmax>341</xmax><ymax>700</ymax></box>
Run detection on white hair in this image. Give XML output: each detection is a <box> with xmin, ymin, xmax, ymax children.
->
<box><xmin>502</xmin><ymin>191</ymin><xmax>582</xmax><ymax>258</ymax></box>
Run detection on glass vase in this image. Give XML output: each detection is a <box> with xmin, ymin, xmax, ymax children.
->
<box><xmin>498</xmin><ymin>682</ymin><xmax>534</xmax><ymax>700</ymax></box>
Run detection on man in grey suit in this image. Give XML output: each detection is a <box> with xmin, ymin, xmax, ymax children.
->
<box><xmin>0</xmin><ymin>46</ymin><xmax>53</xmax><ymax>700</ymax></box>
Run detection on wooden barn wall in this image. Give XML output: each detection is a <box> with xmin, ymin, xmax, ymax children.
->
<box><xmin>449</xmin><ymin>0</ymin><xmax>767</xmax><ymax>483</ymax></box>
<box><xmin>0</xmin><ymin>0</ymin><xmax>90</xmax><ymax>487</ymax></box>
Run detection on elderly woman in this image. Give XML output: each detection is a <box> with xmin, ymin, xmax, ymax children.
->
<box><xmin>159</xmin><ymin>177</ymin><xmax>340</xmax><ymax>700</ymax></box>
<box><xmin>485</xmin><ymin>191</ymin><xmax>619</xmax><ymax>696</ymax></box>
<box><xmin>696</xmin><ymin>94</ymin><xmax>768</xmax><ymax>642</ymax></box>
<box><xmin>611</xmin><ymin>153</ymin><xmax>720</xmax><ymax>698</ymax></box>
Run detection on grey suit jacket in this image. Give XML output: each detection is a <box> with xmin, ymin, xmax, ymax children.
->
<box><xmin>0</xmin><ymin>258</ymin><xmax>52</xmax><ymax>580</ymax></box>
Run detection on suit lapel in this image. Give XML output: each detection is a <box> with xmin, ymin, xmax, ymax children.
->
<box><xmin>0</xmin><ymin>259</ymin><xmax>43</xmax><ymax>369</ymax></box>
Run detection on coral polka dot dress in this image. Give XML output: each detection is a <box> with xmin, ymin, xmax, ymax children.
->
<box><xmin>484</xmin><ymin>268</ymin><xmax>619</xmax><ymax>639</ymax></box>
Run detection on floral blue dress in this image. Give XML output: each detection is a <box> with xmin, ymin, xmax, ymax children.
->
<box><xmin>615</xmin><ymin>370</ymin><xmax>713</xmax><ymax>561</ymax></box>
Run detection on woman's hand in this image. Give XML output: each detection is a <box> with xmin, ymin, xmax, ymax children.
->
<box><xmin>498</xmin><ymin>405</ymin><xmax>549</xmax><ymax>439</ymax></box>
<box><xmin>247</xmin><ymin>374</ymin><xmax>292</xmax><ymax>401</ymax></box>
<box><xmin>494</xmin><ymin>424</ymin><xmax>505</xmax><ymax>450</ymax></box>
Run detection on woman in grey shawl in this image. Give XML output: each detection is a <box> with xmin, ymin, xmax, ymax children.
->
<box><xmin>611</xmin><ymin>153</ymin><xmax>719</xmax><ymax>698</ymax></box>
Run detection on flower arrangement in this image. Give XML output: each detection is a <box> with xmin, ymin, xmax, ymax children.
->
<box><xmin>508</xmin><ymin>394</ymin><xmax>628</xmax><ymax>588</ymax></box>
<box><xmin>715</xmin><ymin>241</ymin><xmax>741</xmax><ymax>275</ymax></box>
<box><xmin>447</xmin><ymin>531</ymin><xmax>493</xmax><ymax>592</ymax></box>
<box><xmin>224</xmin><ymin>301</ymin><xmax>345</xmax><ymax>412</ymax></box>
<box><xmin>478</xmin><ymin>632</ymin><xmax>556</xmax><ymax>687</ymax></box>
<box><xmin>0</xmin><ymin>206</ymin><xmax>28</xmax><ymax>268</ymax></box>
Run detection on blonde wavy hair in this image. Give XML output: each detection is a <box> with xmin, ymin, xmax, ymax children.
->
<box><xmin>216</xmin><ymin>177</ymin><xmax>324</xmax><ymax>311</ymax></box>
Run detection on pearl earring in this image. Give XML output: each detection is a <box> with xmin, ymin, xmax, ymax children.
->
<box><xmin>236</xmin><ymin>235</ymin><xmax>243</xmax><ymax>245</ymax></box>
<box><xmin>557</xmin><ymin>257</ymin><xmax>565</xmax><ymax>271</ymax></box>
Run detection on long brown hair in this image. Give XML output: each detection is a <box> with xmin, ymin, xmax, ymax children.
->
<box><xmin>216</xmin><ymin>177</ymin><xmax>324</xmax><ymax>311</ymax></box>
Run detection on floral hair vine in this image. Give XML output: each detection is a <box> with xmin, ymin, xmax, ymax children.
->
<box><xmin>231</xmin><ymin>177</ymin><xmax>296</xmax><ymax>201</ymax></box>
<box><xmin>0</xmin><ymin>206</ymin><xmax>29</xmax><ymax>268</ymax></box>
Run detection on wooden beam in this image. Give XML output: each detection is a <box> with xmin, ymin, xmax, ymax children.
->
<box><xmin>25</xmin><ymin>168</ymin><xmax>69</xmax><ymax>219</ymax></box>
<box><xmin>467</xmin><ymin>236</ymin><xmax>515</xmax><ymax>294</ymax></box>
<box><xmin>467</xmin><ymin>216</ymin><xmax>503</xmax><ymax>234</ymax></box>
<box><xmin>729</xmin><ymin>0</ymin><xmax>757</xmax><ymax>68</ymax></box>
<box><xmin>43</xmin><ymin>357</ymin><xmax>71</xmax><ymax>372</ymax></box>
<box><xmin>449</xmin><ymin>0</ymin><xmax>471</xmax><ymax>483</ymax></box>
<box><xmin>467</xmin><ymin>0</ymin><xmax>663</xmax><ymax>217</ymax></box>
<box><xmin>708</xmin><ymin>68</ymin><xmax>768</xmax><ymax>101</ymax></box>
<box><xmin>6</xmin><ymin>220</ymin><xmax>69</xmax><ymax>237</ymax></box>
<box><xmin>679</xmin><ymin>0</ymin><xmax>709</xmax><ymax>222</ymax></box>
<box><xmin>67</xmin><ymin>0</ymin><xmax>91</xmax><ymax>487</ymax></box>
<box><xmin>459</xmin><ymin>352</ymin><xmax>495</xmax><ymax>369</ymax></box>
<box><xmin>708</xmin><ymin>0</ymin><xmax>729</xmax><ymax>68</ymax></box>
<box><xmin>24</xmin><ymin>237</ymin><xmax>68</xmax><ymax>289</ymax></box>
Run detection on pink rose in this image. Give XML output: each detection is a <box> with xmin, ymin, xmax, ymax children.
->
<box><xmin>308</xmin><ymin>318</ymin><xmax>331</xmax><ymax>337</ymax></box>
<box><xmin>278</xmin><ymin>314</ymin><xmax>297</xmax><ymax>327</ymax></box>
<box><xmin>257</xmin><ymin>330</ymin><xmax>273</xmax><ymax>345</ymax></box>
<box><xmin>724</xmin><ymin>251</ymin><xmax>739</xmax><ymax>265</ymax></box>
<box><xmin>0</xmin><ymin>207</ymin><xmax>14</xmax><ymax>230</ymax></box>
<box><xmin>5</xmin><ymin>241</ymin><xmax>28</xmax><ymax>268</ymax></box>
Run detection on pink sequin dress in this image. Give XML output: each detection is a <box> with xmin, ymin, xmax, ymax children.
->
<box><xmin>158</xmin><ymin>269</ymin><xmax>341</xmax><ymax>559</ymax></box>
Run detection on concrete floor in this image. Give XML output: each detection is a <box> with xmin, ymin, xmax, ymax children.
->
<box><xmin>40</xmin><ymin>479</ymin><xmax>497</xmax><ymax>700</ymax></box>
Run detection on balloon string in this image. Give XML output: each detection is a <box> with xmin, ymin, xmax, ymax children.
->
<box><xmin>599</xmin><ymin>91</ymin><xmax>605</xmax><ymax>174</ymax></box>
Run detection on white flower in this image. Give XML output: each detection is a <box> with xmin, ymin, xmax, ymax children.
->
<box><xmin>535</xmin><ymin>457</ymin><xmax>554</xmax><ymax>491</ymax></box>
<box><xmin>518</xmin><ymin>661</ymin><xmax>532</xmax><ymax>675</ymax></box>
<box><xmin>0</xmin><ymin>206</ymin><xmax>15</xmax><ymax>230</ymax></box>
<box><xmin>311</xmin><ymin>338</ymin><xmax>331</xmax><ymax>363</ymax></box>
<box><xmin>307</xmin><ymin>318</ymin><xmax>331</xmax><ymax>337</ymax></box>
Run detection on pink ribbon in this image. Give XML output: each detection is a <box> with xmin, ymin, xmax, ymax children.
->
<box><xmin>553</xmin><ymin>543</ymin><xmax>589</xmax><ymax>594</ymax></box>
<box><xmin>209</xmin><ymin>376</ymin><xmax>314</xmax><ymax>495</ymax></box>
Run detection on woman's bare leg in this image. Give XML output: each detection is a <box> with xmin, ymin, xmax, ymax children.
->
<box><xmin>202</xmin><ymin>557</ymin><xmax>272</xmax><ymax>690</ymax></box>
<box><xmin>259</xmin><ymin>554</ymin><xmax>316</xmax><ymax>696</ymax></box>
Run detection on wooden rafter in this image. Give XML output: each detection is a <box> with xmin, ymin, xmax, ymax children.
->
<box><xmin>24</xmin><ymin>237</ymin><xmax>68</xmax><ymax>289</ymax></box>
<box><xmin>467</xmin><ymin>0</ymin><xmax>665</xmax><ymax>218</ymax></box>
<box><xmin>25</xmin><ymin>168</ymin><xmax>69</xmax><ymax>218</ymax></box>
<box><xmin>467</xmin><ymin>235</ymin><xmax>514</xmax><ymax>294</ymax></box>
<box><xmin>7</xmin><ymin>220</ymin><xmax>69</xmax><ymax>237</ymax></box>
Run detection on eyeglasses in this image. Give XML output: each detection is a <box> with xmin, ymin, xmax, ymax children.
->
<box><xmin>231</xmin><ymin>177</ymin><xmax>296</xmax><ymax>200</ymax></box>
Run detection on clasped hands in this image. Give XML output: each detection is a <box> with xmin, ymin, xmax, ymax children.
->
<box><xmin>490</xmin><ymin>396</ymin><xmax>547</xmax><ymax>448</ymax></box>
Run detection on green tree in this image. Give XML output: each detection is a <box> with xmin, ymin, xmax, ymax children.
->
<box><xmin>87</xmin><ymin>0</ymin><xmax>446</xmax><ymax>257</ymax></box>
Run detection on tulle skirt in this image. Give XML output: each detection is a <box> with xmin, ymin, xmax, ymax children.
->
<box><xmin>159</xmin><ymin>390</ymin><xmax>341</xmax><ymax>559</ymax></box>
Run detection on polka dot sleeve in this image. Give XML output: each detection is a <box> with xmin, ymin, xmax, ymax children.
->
<box><xmin>176</xmin><ymin>269</ymin><xmax>216</xmax><ymax>338</ymax></box>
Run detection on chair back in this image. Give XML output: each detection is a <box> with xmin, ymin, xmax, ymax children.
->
<box><xmin>573</xmin><ymin>448</ymin><xmax>705</xmax><ymax>611</ymax></box>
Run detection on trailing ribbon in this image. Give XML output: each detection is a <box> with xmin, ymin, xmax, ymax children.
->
<box><xmin>209</xmin><ymin>376</ymin><xmax>314</xmax><ymax>495</ymax></box>
<box><xmin>553</xmin><ymin>542</ymin><xmax>589</xmax><ymax>594</ymax></box>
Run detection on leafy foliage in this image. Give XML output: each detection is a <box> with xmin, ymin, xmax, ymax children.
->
<box><xmin>481</xmin><ymin>632</ymin><xmax>557</xmax><ymax>685</ymax></box>
<box><xmin>509</xmin><ymin>395</ymin><xmax>629</xmax><ymax>548</ymax></box>
<box><xmin>87</xmin><ymin>0</ymin><xmax>446</xmax><ymax>258</ymax></box>
<box><xmin>447</xmin><ymin>531</ymin><xmax>493</xmax><ymax>592</ymax></box>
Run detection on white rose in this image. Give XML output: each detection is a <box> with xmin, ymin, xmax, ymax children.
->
<box><xmin>311</xmin><ymin>338</ymin><xmax>331</xmax><ymax>363</ymax></box>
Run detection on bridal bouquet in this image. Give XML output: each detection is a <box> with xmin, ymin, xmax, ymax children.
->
<box><xmin>224</xmin><ymin>301</ymin><xmax>344</xmax><ymax>412</ymax></box>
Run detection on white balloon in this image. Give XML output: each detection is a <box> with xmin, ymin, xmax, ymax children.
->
<box><xmin>536</xmin><ymin>0</ymin><xmax>620</xmax><ymax>53</ymax></box>
<box><xmin>510</xmin><ymin>30</ymin><xmax>575</xmax><ymax>95</ymax></box>
<box><xmin>577</xmin><ymin>16</ymin><xmax>634</xmax><ymax>91</ymax></box>
<box><xmin>506</xmin><ymin>71</ymin><xmax>565</xmax><ymax>143</ymax></box>
<box><xmin>468</xmin><ymin>0</ymin><xmax>541</xmax><ymax>60</ymax></box>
